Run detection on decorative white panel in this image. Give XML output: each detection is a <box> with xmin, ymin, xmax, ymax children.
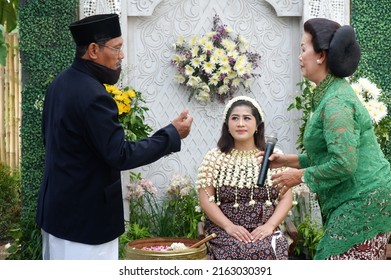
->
<box><xmin>122</xmin><ymin>0</ymin><xmax>303</xmax><ymax>202</ymax></box>
<box><xmin>82</xmin><ymin>0</ymin><xmax>121</xmax><ymax>16</ymax></box>
<box><xmin>265</xmin><ymin>0</ymin><xmax>302</xmax><ymax>16</ymax></box>
<box><xmin>126</xmin><ymin>0</ymin><xmax>164</xmax><ymax>16</ymax></box>
<box><xmin>303</xmin><ymin>0</ymin><xmax>350</xmax><ymax>25</ymax></box>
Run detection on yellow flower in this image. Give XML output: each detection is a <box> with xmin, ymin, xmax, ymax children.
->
<box><xmin>104</xmin><ymin>84</ymin><xmax>134</xmax><ymax>115</ymax></box>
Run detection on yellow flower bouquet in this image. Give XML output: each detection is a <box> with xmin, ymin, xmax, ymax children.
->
<box><xmin>104</xmin><ymin>84</ymin><xmax>152</xmax><ymax>141</ymax></box>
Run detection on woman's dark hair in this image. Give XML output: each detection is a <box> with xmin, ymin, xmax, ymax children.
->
<box><xmin>304</xmin><ymin>18</ymin><xmax>360</xmax><ymax>77</ymax></box>
<box><xmin>217</xmin><ymin>100</ymin><xmax>265</xmax><ymax>153</ymax></box>
<box><xmin>304</xmin><ymin>18</ymin><xmax>341</xmax><ymax>53</ymax></box>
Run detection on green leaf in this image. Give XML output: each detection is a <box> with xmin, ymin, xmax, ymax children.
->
<box><xmin>0</xmin><ymin>0</ymin><xmax>18</xmax><ymax>32</ymax></box>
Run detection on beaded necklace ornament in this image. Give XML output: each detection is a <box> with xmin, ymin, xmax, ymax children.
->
<box><xmin>196</xmin><ymin>148</ymin><xmax>279</xmax><ymax>207</ymax></box>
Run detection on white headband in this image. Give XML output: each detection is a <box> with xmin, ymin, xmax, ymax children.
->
<box><xmin>223</xmin><ymin>95</ymin><xmax>265</xmax><ymax>122</ymax></box>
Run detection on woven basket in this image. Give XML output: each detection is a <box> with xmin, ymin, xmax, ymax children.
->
<box><xmin>125</xmin><ymin>237</ymin><xmax>207</xmax><ymax>260</ymax></box>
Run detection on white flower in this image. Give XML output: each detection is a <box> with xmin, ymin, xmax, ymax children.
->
<box><xmin>365</xmin><ymin>100</ymin><xmax>388</xmax><ymax>123</ymax></box>
<box><xmin>203</xmin><ymin>61</ymin><xmax>215</xmax><ymax>74</ymax></box>
<box><xmin>174</xmin><ymin>74</ymin><xmax>186</xmax><ymax>84</ymax></box>
<box><xmin>349</xmin><ymin>77</ymin><xmax>388</xmax><ymax>124</ymax></box>
<box><xmin>187</xmin><ymin>76</ymin><xmax>201</xmax><ymax>87</ymax></box>
<box><xmin>195</xmin><ymin>205</ymin><xmax>202</xmax><ymax>212</ymax></box>
<box><xmin>176</xmin><ymin>35</ymin><xmax>185</xmax><ymax>47</ymax></box>
<box><xmin>191</xmin><ymin>57</ymin><xmax>202</xmax><ymax>68</ymax></box>
<box><xmin>185</xmin><ymin>65</ymin><xmax>195</xmax><ymax>76</ymax></box>
<box><xmin>358</xmin><ymin>77</ymin><xmax>381</xmax><ymax>100</ymax></box>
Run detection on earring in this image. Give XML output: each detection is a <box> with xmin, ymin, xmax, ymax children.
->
<box><xmin>316</xmin><ymin>59</ymin><xmax>321</xmax><ymax>65</ymax></box>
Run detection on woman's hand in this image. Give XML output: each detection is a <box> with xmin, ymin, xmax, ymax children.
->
<box><xmin>225</xmin><ymin>224</ymin><xmax>253</xmax><ymax>243</ymax></box>
<box><xmin>256</xmin><ymin>151</ymin><xmax>287</xmax><ymax>169</ymax></box>
<box><xmin>251</xmin><ymin>224</ymin><xmax>275</xmax><ymax>241</ymax></box>
<box><xmin>272</xmin><ymin>168</ymin><xmax>304</xmax><ymax>196</ymax></box>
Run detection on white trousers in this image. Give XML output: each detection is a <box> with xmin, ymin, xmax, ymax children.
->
<box><xmin>41</xmin><ymin>230</ymin><xmax>118</xmax><ymax>260</ymax></box>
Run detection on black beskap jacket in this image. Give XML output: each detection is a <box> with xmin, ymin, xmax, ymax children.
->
<box><xmin>36</xmin><ymin>58</ymin><xmax>181</xmax><ymax>244</ymax></box>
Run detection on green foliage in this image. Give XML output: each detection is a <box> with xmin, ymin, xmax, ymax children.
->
<box><xmin>352</xmin><ymin>0</ymin><xmax>391</xmax><ymax>162</ymax></box>
<box><xmin>159</xmin><ymin>182</ymin><xmax>202</xmax><ymax>239</ymax></box>
<box><xmin>118</xmin><ymin>89</ymin><xmax>153</xmax><ymax>141</ymax></box>
<box><xmin>287</xmin><ymin>79</ymin><xmax>314</xmax><ymax>152</ymax></box>
<box><xmin>294</xmin><ymin>215</ymin><xmax>324</xmax><ymax>260</ymax></box>
<box><xmin>119</xmin><ymin>174</ymin><xmax>203</xmax><ymax>258</ymax></box>
<box><xmin>14</xmin><ymin>0</ymin><xmax>78</xmax><ymax>260</ymax></box>
<box><xmin>379</xmin><ymin>93</ymin><xmax>391</xmax><ymax>163</ymax></box>
<box><xmin>118</xmin><ymin>223</ymin><xmax>151</xmax><ymax>259</ymax></box>
<box><xmin>126</xmin><ymin>174</ymin><xmax>162</xmax><ymax>236</ymax></box>
<box><xmin>0</xmin><ymin>26</ymin><xmax>7</xmax><ymax>66</ymax></box>
<box><xmin>0</xmin><ymin>164</ymin><xmax>20</xmax><ymax>240</ymax></box>
<box><xmin>289</xmin><ymin>78</ymin><xmax>390</xmax><ymax>160</ymax></box>
<box><xmin>0</xmin><ymin>0</ymin><xmax>18</xmax><ymax>32</ymax></box>
<box><xmin>0</xmin><ymin>0</ymin><xmax>18</xmax><ymax>66</ymax></box>
<box><xmin>352</xmin><ymin>1</ymin><xmax>391</xmax><ymax>94</ymax></box>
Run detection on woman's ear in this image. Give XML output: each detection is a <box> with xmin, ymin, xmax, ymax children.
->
<box><xmin>318</xmin><ymin>50</ymin><xmax>327</xmax><ymax>64</ymax></box>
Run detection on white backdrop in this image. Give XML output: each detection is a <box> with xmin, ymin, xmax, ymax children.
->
<box><xmin>79</xmin><ymin>0</ymin><xmax>350</xmax><ymax>219</ymax></box>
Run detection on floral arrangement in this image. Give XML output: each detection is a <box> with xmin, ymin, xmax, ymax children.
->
<box><xmin>350</xmin><ymin>77</ymin><xmax>387</xmax><ymax>123</ymax></box>
<box><xmin>171</xmin><ymin>14</ymin><xmax>261</xmax><ymax>103</ymax></box>
<box><xmin>124</xmin><ymin>172</ymin><xmax>161</xmax><ymax>236</ymax></box>
<box><xmin>160</xmin><ymin>174</ymin><xmax>203</xmax><ymax>238</ymax></box>
<box><xmin>104</xmin><ymin>84</ymin><xmax>152</xmax><ymax>141</ymax></box>
<box><xmin>119</xmin><ymin>173</ymin><xmax>203</xmax><ymax>257</ymax></box>
<box><xmin>349</xmin><ymin>77</ymin><xmax>390</xmax><ymax>147</ymax></box>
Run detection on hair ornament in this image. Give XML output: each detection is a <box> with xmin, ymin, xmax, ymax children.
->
<box><xmin>223</xmin><ymin>95</ymin><xmax>264</xmax><ymax>123</ymax></box>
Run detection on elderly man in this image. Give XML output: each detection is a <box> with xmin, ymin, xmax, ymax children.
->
<box><xmin>36</xmin><ymin>13</ymin><xmax>192</xmax><ymax>260</ymax></box>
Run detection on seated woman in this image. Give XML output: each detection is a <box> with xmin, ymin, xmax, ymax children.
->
<box><xmin>196</xmin><ymin>96</ymin><xmax>292</xmax><ymax>260</ymax></box>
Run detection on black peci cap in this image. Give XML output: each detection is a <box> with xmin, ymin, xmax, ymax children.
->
<box><xmin>328</xmin><ymin>25</ymin><xmax>361</xmax><ymax>77</ymax></box>
<box><xmin>69</xmin><ymin>13</ymin><xmax>121</xmax><ymax>46</ymax></box>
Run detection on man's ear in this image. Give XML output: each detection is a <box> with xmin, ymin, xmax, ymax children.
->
<box><xmin>86</xmin><ymin>43</ymin><xmax>100</xmax><ymax>60</ymax></box>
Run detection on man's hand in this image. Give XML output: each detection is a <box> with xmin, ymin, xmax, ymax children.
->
<box><xmin>171</xmin><ymin>108</ymin><xmax>193</xmax><ymax>139</ymax></box>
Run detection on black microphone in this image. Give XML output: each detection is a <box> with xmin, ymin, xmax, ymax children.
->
<box><xmin>257</xmin><ymin>133</ymin><xmax>278</xmax><ymax>187</ymax></box>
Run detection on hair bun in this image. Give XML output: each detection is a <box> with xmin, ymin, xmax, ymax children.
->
<box><xmin>328</xmin><ymin>25</ymin><xmax>361</xmax><ymax>77</ymax></box>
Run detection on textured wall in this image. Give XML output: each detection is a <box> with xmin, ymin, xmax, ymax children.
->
<box><xmin>79</xmin><ymin>0</ymin><xmax>349</xmax><ymax>219</ymax></box>
<box><xmin>123</xmin><ymin>0</ymin><xmax>302</xmax><ymax>196</ymax></box>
